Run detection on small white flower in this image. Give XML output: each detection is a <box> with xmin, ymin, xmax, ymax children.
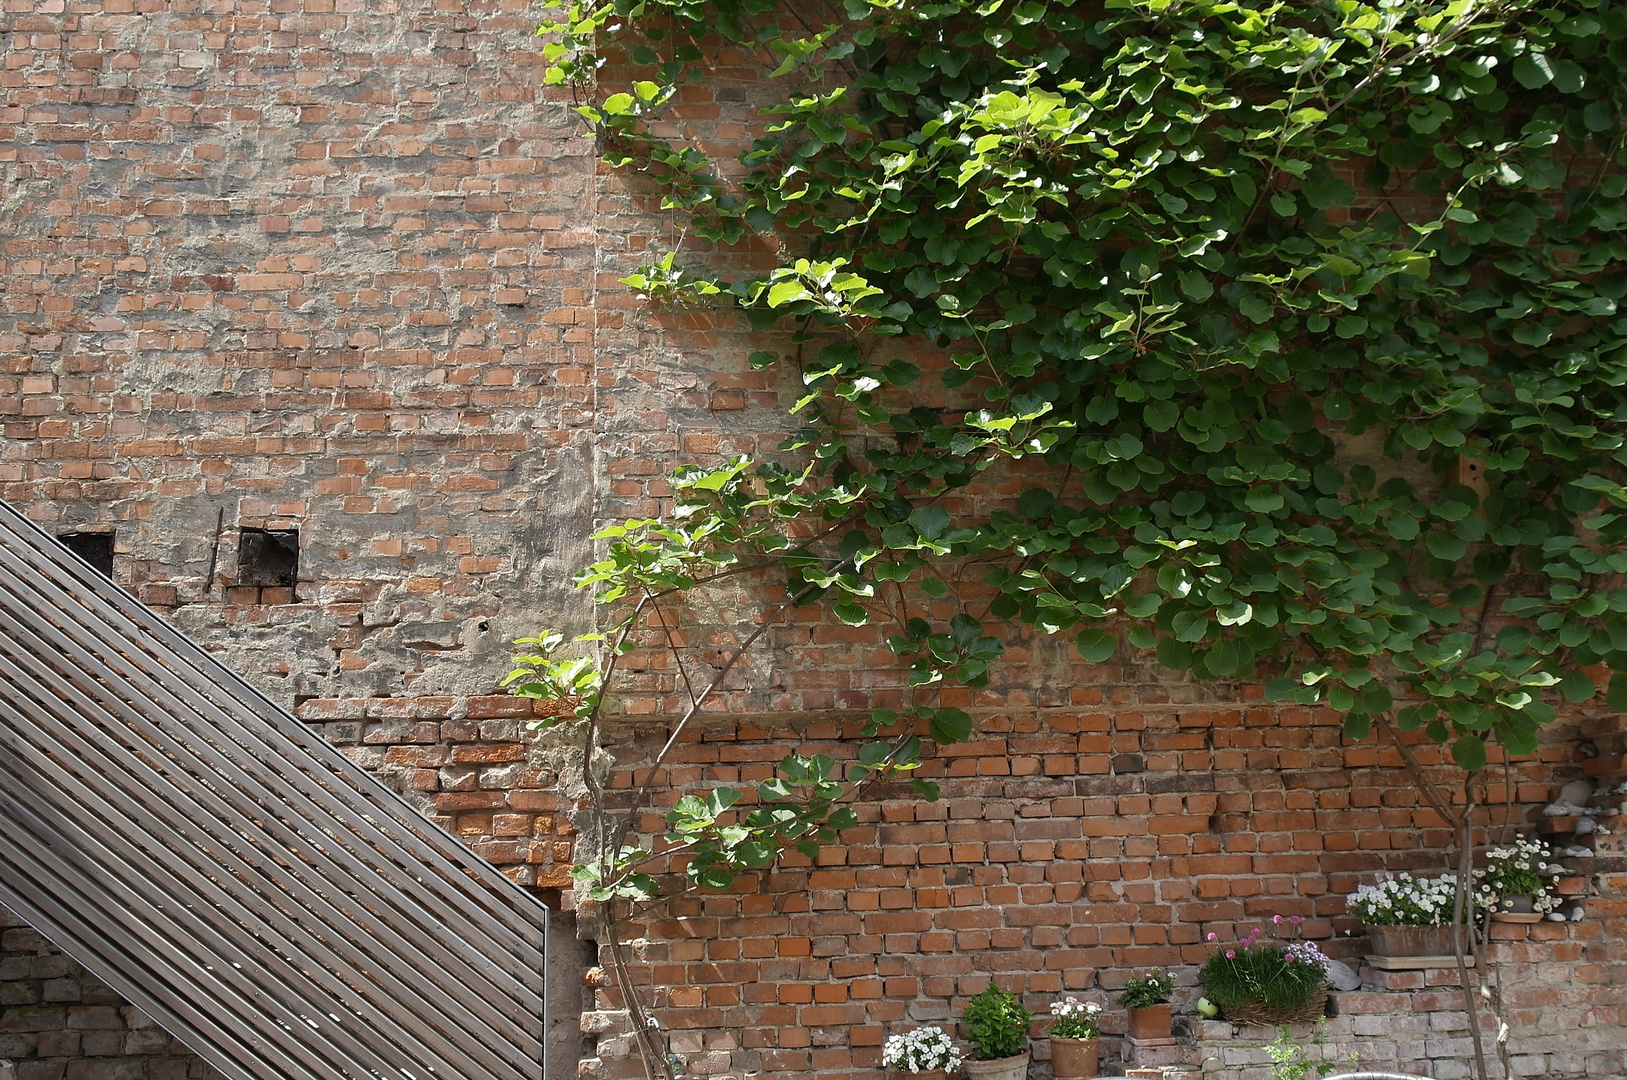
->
<box><xmin>883</xmin><ymin>1026</ymin><xmax>962</xmax><ymax>1073</ymax></box>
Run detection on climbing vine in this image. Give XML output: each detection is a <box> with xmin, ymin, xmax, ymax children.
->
<box><xmin>513</xmin><ymin>1</ymin><xmax>1627</xmax><ymax>1076</ymax></box>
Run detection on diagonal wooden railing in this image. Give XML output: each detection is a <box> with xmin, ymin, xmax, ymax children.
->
<box><xmin>0</xmin><ymin>499</ymin><xmax>550</xmax><ymax>1080</ymax></box>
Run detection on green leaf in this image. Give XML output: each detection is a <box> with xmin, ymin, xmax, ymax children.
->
<box><xmin>930</xmin><ymin>707</ymin><xmax>974</xmax><ymax>744</ymax></box>
<box><xmin>910</xmin><ymin>505</ymin><xmax>951</xmax><ymax>539</ymax></box>
<box><xmin>1206</xmin><ymin>639</ymin><xmax>1245</xmax><ymax>676</ymax></box>
<box><xmin>1157</xmin><ymin>636</ymin><xmax>1192</xmax><ymax>670</ymax></box>
<box><xmin>1074</xmin><ymin>629</ymin><xmax>1118</xmax><ymax>663</ymax></box>
<box><xmin>834</xmin><ymin>597</ymin><xmax>869</xmax><ymax>625</ymax></box>
<box><xmin>1513</xmin><ymin>54</ymin><xmax>1554</xmax><ymax>89</ymax></box>
<box><xmin>1560</xmin><ymin>671</ymin><xmax>1597</xmax><ymax>704</ymax></box>
<box><xmin>767</xmin><ymin>280</ymin><xmax>810</xmax><ymax>307</ymax></box>
<box><xmin>1451</xmin><ymin>734</ymin><xmax>1487</xmax><ymax>773</ymax></box>
<box><xmin>1427</xmin><ymin>532</ymin><xmax>1467</xmax><ymax>561</ymax></box>
<box><xmin>698</xmin><ymin>867</ymin><xmax>735</xmax><ymax>890</ymax></box>
<box><xmin>1145</xmin><ymin>400</ymin><xmax>1180</xmax><ymax>432</ymax></box>
<box><xmin>1584</xmin><ymin>102</ymin><xmax>1616</xmax><ymax>132</ymax></box>
<box><xmin>1608</xmin><ymin>674</ymin><xmax>1627</xmax><ymax>712</ymax></box>
<box><xmin>985</xmin><ymin>90</ymin><xmax>1025</xmax><ymax>124</ymax></box>
<box><xmin>1125</xmin><ymin>593</ymin><xmax>1162</xmax><ymax>618</ymax></box>
<box><xmin>1178</xmin><ymin>271</ymin><xmax>1213</xmax><ymax>301</ymax></box>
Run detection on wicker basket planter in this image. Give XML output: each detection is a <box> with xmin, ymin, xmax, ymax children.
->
<box><xmin>1220</xmin><ymin>988</ymin><xmax>1330</xmax><ymax>1028</ymax></box>
<box><xmin>1049</xmin><ymin>1036</ymin><xmax>1100</xmax><ymax>1079</ymax></box>
<box><xmin>1363</xmin><ymin>925</ymin><xmax>1459</xmax><ymax>957</ymax></box>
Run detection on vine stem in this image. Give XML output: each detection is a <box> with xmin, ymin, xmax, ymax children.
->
<box><xmin>607</xmin><ymin>573</ymin><xmax>831</xmax><ymax>863</ymax></box>
<box><xmin>582</xmin><ymin>564</ymin><xmax>835</xmax><ymax>1080</ymax></box>
<box><xmin>605</xmin><ymin>921</ymin><xmax>676</xmax><ymax>1080</ymax></box>
<box><xmin>1378</xmin><ymin>712</ymin><xmax>1491</xmax><ymax>1080</ymax></box>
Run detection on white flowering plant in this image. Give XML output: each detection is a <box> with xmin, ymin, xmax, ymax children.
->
<box><xmin>1048</xmin><ymin>997</ymin><xmax>1102</xmax><ymax>1040</ymax></box>
<box><xmin>882</xmin><ymin>1026</ymin><xmax>963</xmax><ymax>1074</ymax></box>
<box><xmin>1475</xmin><ymin>835</ymin><xmax>1562</xmax><ymax>914</ymax></box>
<box><xmin>1345</xmin><ymin>873</ymin><xmax>1474</xmax><ymax>926</ymax></box>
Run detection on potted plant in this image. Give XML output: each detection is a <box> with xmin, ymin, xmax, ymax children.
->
<box><xmin>1476</xmin><ymin>835</ymin><xmax>1562</xmax><ymax>923</ymax></box>
<box><xmin>882</xmin><ymin>1025</ymin><xmax>963</xmax><ymax>1080</ymax></box>
<box><xmin>1197</xmin><ymin>919</ymin><xmax>1332</xmax><ymax>1026</ymax></box>
<box><xmin>960</xmin><ymin>983</ymin><xmax>1033</xmax><ymax>1080</ymax></box>
<box><xmin>1345</xmin><ymin>873</ymin><xmax>1473</xmax><ymax>956</ymax></box>
<box><xmin>1047</xmin><ymin>996</ymin><xmax>1103</xmax><ymax>1080</ymax></box>
<box><xmin>1117</xmin><ymin>970</ymin><xmax>1176</xmax><ymax>1041</ymax></box>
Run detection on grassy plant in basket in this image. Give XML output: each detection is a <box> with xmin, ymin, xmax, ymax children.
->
<box><xmin>961</xmin><ymin>984</ymin><xmax>1033</xmax><ymax>1061</ymax></box>
<box><xmin>1199</xmin><ymin>919</ymin><xmax>1333</xmax><ymax>1014</ymax></box>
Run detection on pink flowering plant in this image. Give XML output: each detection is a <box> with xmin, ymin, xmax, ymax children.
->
<box><xmin>1197</xmin><ymin>918</ymin><xmax>1333</xmax><ymax>1016</ymax></box>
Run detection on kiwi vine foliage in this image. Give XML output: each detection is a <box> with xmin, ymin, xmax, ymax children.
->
<box><xmin>518</xmin><ymin>0</ymin><xmax>1627</xmax><ymax>910</ymax></box>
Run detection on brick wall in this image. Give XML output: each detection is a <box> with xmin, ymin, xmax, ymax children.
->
<box><xmin>0</xmin><ymin>905</ymin><xmax>219</xmax><ymax>1080</ymax></box>
<box><xmin>574</xmin><ymin>707</ymin><xmax>1627</xmax><ymax>1080</ymax></box>
<box><xmin>0</xmin><ymin>0</ymin><xmax>607</xmax><ymax>891</ymax></box>
<box><xmin>0</xmin><ymin>0</ymin><xmax>601</xmax><ymax>708</ymax></box>
<box><xmin>2</xmin><ymin>5</ymin><xmax>1626</xmax><ymax>1080</ymax></box>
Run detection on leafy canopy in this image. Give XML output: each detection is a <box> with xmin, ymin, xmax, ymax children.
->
<box><xmin>521</xmin><ymin>0</ymin><xmax>1627</xmax><ymax>896</ymax></box>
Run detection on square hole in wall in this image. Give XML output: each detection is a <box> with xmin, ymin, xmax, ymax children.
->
<box><xmin>237</xmin><ymin>528</ymin><xmax>299</xmax><ymax>601</ymax></box>
<box><xmin>60</xmin><ymin>532</ymin><xmax>115</xmax><ymax>578</ymax></box>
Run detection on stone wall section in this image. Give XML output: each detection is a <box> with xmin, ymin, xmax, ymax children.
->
<box><xmin>1183</xmin><ymin>927</ymin><xmax>1627</xmax><ymax>1080</ymax></box>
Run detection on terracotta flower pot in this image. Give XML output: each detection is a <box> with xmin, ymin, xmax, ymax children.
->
<box><xmin>890</xmin><ymin>1072</ymin><xmax>948</xmax><ymax>1080</ymax></box>
<box><xmin>1126</xmin><ymin>1003</ymin><xmax>1172</xmax><ymax>1041</ymax></box>
<box><xmin>962</xmin><ymin>1050</ymin><xmax>1030</xmax><ymax>1080</ymax></box>
<box><xmin>1362</xmin><ymin>924</ymin><xmax>1457</xmax><ymax>957</ymax></box>
<box><xmin>1049</xmin><ymin>1035</ymin><xmax>1100</xmax><ymax>1079</ymax></box>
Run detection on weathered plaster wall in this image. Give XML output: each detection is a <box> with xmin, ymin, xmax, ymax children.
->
<box><xmin>0</xmin><ymin>0</ymin><xmax>599</xmax><ymax>709</ymax></box>
<box><xmin>0</xmin><ymin>0</ymin><xmax>608</xmax><ymax>891</ymax></box>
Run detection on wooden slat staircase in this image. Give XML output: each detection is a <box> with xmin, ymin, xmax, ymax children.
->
<box><xmin>0</xmin><ymin>499</ymin><xmax>550</xmax><ymax>1080</ymax></box>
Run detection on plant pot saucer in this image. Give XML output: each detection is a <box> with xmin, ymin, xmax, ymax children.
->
<box><xmin>1490</xmin><ymin>911</ymin><xmax>1543</xmax><ymax>924</ymax></box>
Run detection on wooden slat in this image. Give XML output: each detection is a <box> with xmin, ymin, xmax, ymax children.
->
<box><xmin>0</xmin><ymin>498</ymin><xmax>549</xmax><ymax>1080</ymax></box>
<box><xmin>0</xmin><ymin>579</ymin><xmax>545</xmax><ymax>1030</ymax></box>
<box><xmin>0</xmin><ymin>517</ymin><xmax>543</xmax><ymax>951</ymax></box>
<box><xmin>0</xmin><ymin>680</ymin><xmax>530</xmax><ymax>1080</ymax></box>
